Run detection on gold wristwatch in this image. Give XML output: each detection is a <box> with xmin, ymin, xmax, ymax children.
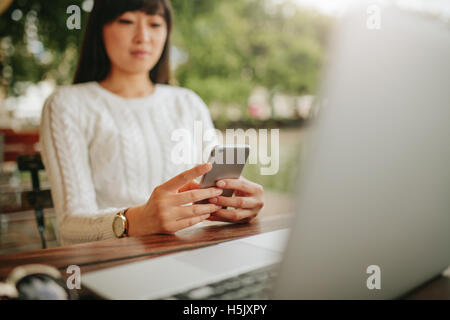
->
<box><xmin>112</xmin><ymin>209</ymin><xmax>129</xmax><ymax>238</ymax></box>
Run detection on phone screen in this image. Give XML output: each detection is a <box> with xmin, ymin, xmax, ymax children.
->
<box><xmin>195</xmin><ymin>145</ymin><xmax>250</xmax><ymax>205</ymax></box>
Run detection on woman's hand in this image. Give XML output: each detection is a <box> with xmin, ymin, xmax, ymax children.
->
<box><xmin>126</xmin><ymin>163</ymin><xmax>223</xmax><ymax>236</ymax></box>
<box><xmin>207</xmin><ymin>177</ymin><xmax>264</xmax><ymax>223</ymax></box>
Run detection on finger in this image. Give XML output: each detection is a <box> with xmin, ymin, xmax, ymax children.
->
<box><xmin>173</xmin><ymin>204</ymin><xmax>221</xmax><ymax>220</ymax></box>
<box><xmin>170</xmin><ymin>213</ymin><xmax>211</xmax><ymax>232</ymax></box>
<box><xmin>178</xmin><ymin>180</ymin><xmax>200</xmax><ymax>193</ymax></box>
<box><xmin>207</xmin><ymin>215</ymin><xmax>253</xmax><ymax>223</ymax></box>
<box><xmin>208</xmin><ymin>195</ymin><xmax>261</xmax><ymax>209</ymax></box>
<box><xmin>171</xmin><ymin>187</ymin><xmax>223</xmax><ymax>205</ymax></box>
<box><xmin>163</xmin><ymin>163</ymin><xmax>212</xmax><ymax>192</ymax></box>
<box><xmin>211</xmin><ymin>208</ymin><xmax>257</xmax><ymax>223</ymax></box>
<box><xmin>216</xmin><ymin>178</ymin><xmax>263</xmax><ymax>195</ymax></box>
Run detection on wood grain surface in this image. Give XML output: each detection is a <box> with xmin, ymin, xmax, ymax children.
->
<box><xmin>0</xmin><ymin>212</ymin><xmax>448</xmax><ymax>299</ymax></box>
<box><xmin>0</xmin><ymin>213</ymin><xmax>293</xmax><ymax>280</ymax></box>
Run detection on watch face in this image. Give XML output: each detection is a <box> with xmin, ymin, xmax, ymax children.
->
<box><xmin>113</xmin><ymin>216</ymin><xmax>125</xmax><ymax>238</ymax></box>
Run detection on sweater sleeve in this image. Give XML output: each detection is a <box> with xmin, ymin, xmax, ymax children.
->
<box><xmin>39</xmin><ymin>90</ymin><xmax>124</xmax><ymax>245</ymax></box>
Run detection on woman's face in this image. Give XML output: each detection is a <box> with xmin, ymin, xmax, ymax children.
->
<box><xmin>103</xmin><ymin>11</ymin><xmax>167</xmax><ymax>76</ymax></box>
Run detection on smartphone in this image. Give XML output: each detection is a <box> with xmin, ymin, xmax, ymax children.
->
<box><xmin>195</xmin><ymin>144</ymin><xmax>250</xmax><ymax>205</ymax></box>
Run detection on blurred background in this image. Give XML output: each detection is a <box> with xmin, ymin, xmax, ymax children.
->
<box><xmin>0</xmin><ymin>0</ymin><xmax>448</xmax><ymax>253</ymax></box>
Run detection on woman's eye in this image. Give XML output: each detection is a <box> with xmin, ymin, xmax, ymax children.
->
<box><xmin>151</xmin><ymin>24</ymin><xmax>162</xmax><ymax>28</ymax></box>
<box><xmin>118</xmin><ymin>19</ymin><xmax>133</xmax><ymax>24</ymax></box>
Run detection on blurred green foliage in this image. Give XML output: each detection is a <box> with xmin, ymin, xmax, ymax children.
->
<box><xmin>242</xmin><ymin>132</ymin><xmax>303</xmax><ymax>194</ymax></box>
<box><xmin>172</xmin><ymin>0</ymin><xmax>332</xmax><ymax>108</ymax></box>
<box><xmin>0</xmin><ymin>0</ymin><xmax>88</xmax><ymax>95</ymax></box>
<box><xmin>0</xmin><ymin>0</ymin><xmax>332</xmax><ymax>106</ymax></box>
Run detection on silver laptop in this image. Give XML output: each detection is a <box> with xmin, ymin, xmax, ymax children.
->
<box><xmin>82</xmin><ymin>7</ymin><xmax>450</xmax><ymax>300</ymax></box>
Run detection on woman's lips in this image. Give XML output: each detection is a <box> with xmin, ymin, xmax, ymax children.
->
<box><xmin>130</xmin><ymin>50</ymin><xmax>150</xmax><ymax>59</ymax></box>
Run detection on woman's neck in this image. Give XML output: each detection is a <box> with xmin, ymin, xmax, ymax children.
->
<box><xmin>99</xmin><ymin>69</ymin><xmax>155</xmax><ymax>98</ymax></box>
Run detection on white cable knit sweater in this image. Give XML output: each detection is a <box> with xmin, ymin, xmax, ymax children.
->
<box><xmin>39</xmin><ymin>82</ymin><xmax>218</xmax><ymax>245</ymax></box>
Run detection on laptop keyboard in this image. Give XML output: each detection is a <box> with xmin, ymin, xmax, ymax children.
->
<box><xmin>159</xmin><ymin>266</ymin><xmax>278</xmax><ymax>300</ymax></box>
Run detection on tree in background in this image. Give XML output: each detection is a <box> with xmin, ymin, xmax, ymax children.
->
<box><xmin>0</xmin><ymin>0</ymin><xmax>88</xmax><ymax>96</ymax></box>
<box><xmin>171</xmin><ymin>0</ymin><xmax>331</xmax><ymax>107</ymax></box>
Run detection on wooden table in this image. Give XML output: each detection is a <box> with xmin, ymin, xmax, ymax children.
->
<box><xmin>0</xmin><ymin>213</ymin><xmax>448</xmax><ymax>299</ymax></box>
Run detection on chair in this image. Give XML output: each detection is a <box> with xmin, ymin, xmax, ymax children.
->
<box><xmin>0</xmin><ymin>129</ymin><xmax>53</xmax><ymax>249</ymax></box>
<box><xmin>17</xmin><ymin>154</ymin><xmax>53</xmax><ymax>249</ymax></box>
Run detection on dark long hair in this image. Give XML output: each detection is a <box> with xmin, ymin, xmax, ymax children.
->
<box><xmin>73</xmin><ymin>0</ymin><xmax>173</xmax><ymax>85</ymax></box>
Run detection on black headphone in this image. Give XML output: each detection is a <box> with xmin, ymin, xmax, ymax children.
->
<box><xmin>0</xmin><ymin>264</ymin><xmax>79</xmax><ymax>300</ymax></box>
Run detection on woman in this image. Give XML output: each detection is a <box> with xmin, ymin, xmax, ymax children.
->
<box><xmin>40</xmin><ymin>0</ymin><xmax>264</xmax><ymax>245</ymax></box>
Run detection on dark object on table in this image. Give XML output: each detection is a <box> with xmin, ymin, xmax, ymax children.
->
<box><xmin>0</xmin><ymin>264</ymin><xmax>78</xmax><ymax>300</ymax></box>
